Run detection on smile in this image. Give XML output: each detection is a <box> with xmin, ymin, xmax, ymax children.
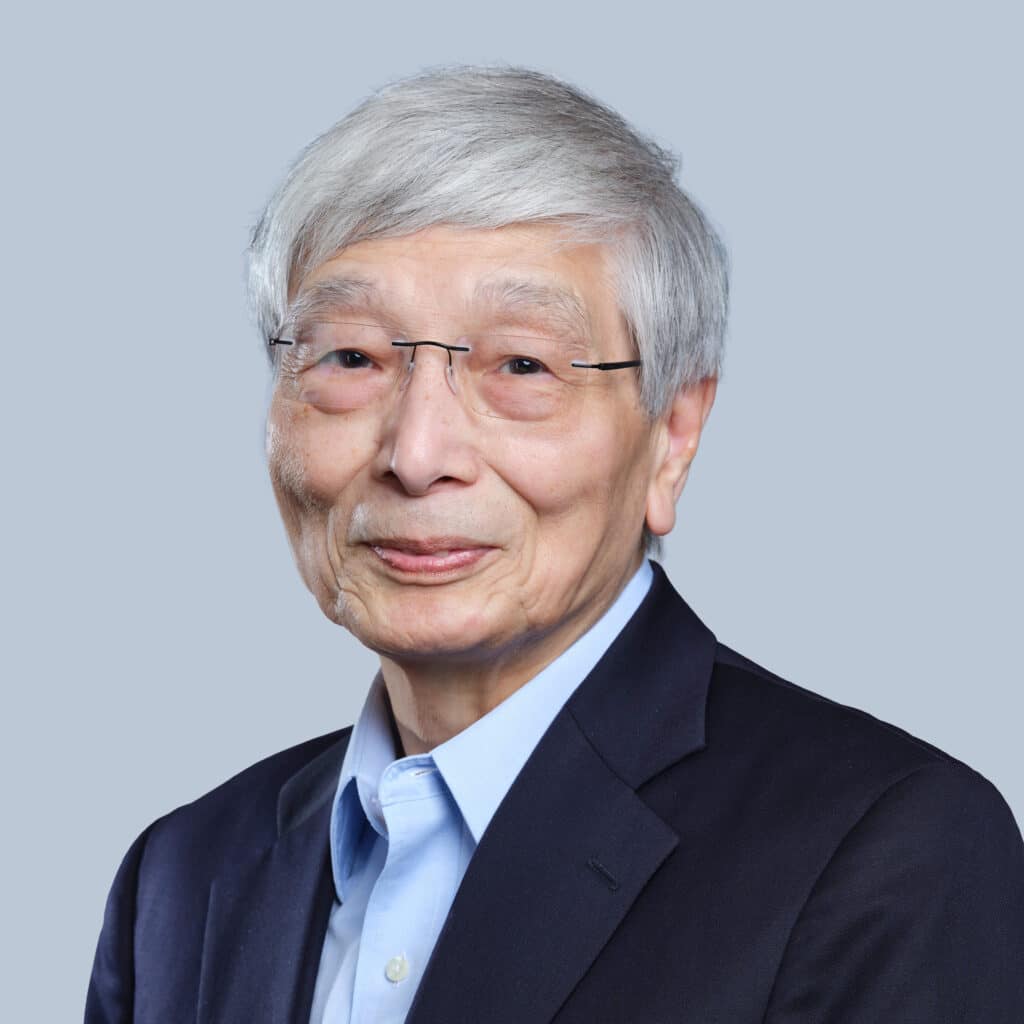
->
<box><xmin>368</xmin><ymin>539</ymin><xmax>497</xmax><ymax>576</ymax></box>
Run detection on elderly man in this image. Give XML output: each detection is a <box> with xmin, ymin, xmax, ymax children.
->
<box><xmin>86</xmin><ymin>67</ymin><xmax>1024</xmax><ymax>1023</ymax></box>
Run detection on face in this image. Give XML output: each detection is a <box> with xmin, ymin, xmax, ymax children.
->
<box><xmin>267</xmin><ymin>223</ymin><xmax>669</xmax><ymax>667</ymax></box>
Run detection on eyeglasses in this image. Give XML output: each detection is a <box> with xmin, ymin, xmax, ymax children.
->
<box><xmin>268</xmin><ymin>320</ymin><xmax>641</xmax><ymax>423</ymax></box>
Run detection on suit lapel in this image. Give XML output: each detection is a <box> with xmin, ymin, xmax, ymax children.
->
<box><xmin>197</xmin><ymin>732</ymin><xmax>350</xmax><ymax>1024</ymax></box>
<box><xmin>408</xmin><ymin>565</ymin><xmax>717</xmax><ymax>1024</ymax></box>
<box><xmin>194</xmin><ymin>567</ymin><xmax>714</xmax><ymax>1024</ymax></box>
<box><xmin>406</xmin><ymin>711</ymin><xmax>679</xmax><ymax>1024</ymax></box>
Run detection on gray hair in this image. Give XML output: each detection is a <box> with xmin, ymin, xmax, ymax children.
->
<box><xmin>248</xmin><ymin>66</ymin><xmax>729</xmax><ymax>556</ymax></box>
<box><xmin>248</xmin><ymin>65</ymin><xmax>728</xmax><ymax>417</ymax></box>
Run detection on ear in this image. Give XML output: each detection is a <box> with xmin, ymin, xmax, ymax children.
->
<box><xmin>645</xmin><ymin>376</ymin><xmax>718</xmax><ymax>538</ymax></box>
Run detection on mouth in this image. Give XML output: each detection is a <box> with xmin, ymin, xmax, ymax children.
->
<box><xmin>367</xmin><ymin>538</ymin><xmax>498</xmax><ymax>576</ymax></box>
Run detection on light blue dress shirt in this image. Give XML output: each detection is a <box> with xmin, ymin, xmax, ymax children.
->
<box><xmin>308</xmin><ymin>559</ymin><xmax>654</xmax><ymax>1024</ymax></box>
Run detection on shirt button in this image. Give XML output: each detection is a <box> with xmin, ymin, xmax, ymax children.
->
<box><xmin>385</xmin><ymin>954</ymin><xmax>410</xmax><ymax>983</ymax></box>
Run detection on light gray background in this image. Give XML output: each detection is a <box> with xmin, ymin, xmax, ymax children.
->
<box><xmin>2</xmin><ymin>1</ymin><xmax>1020</xmax><ymax>1017</ymax></box>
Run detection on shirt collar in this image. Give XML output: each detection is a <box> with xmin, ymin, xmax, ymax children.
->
<box><xmin>431</xmin><ymin>559</ymin><xmax>653</xmax><ymax>843</ymax></box>
<box><xmin>329</xmin><ymin>672</ymin><xmax>398</xmax><ymax>901</ymax></box>
<box><xmin>328</xmin><ymin>558</ymin><xmax>654</xmax><ymax>900</ymax></box>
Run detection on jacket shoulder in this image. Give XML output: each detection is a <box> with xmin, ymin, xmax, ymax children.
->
<box><xmin>87</xmin><ymin>728</ymin><xmax>352</xmax><ymax>1022</ymax></box>
<box><xmin>693</xmin><ymin>642</ymin><xmax>1021</xmax><ymax>847</ymax></box>
<box><xmin>143</xmin><ymin>727</ymin><xmax>350</xmax><ymax>881</ymax></box>
<box><xmin>716</xmin><ymin>643</ymin><xmax>1024</xmax><ymax>1019</ymax></box>
<box><xmin>711</xmin><ymin>641</ymin><xmax>960</xmax><ymax>775</ymax></box>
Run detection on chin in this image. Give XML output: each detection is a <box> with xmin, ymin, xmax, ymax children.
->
<box><xmin>338</xmin><ymin>586</ymin><xmax>516</xmax><ymax>662</ymax></box>
<box><xmin>362</xmin><ymin>624</ymin><xmax>504</xmax><ymax>664</ymax></box>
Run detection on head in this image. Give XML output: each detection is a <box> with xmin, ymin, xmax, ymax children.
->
<box><xmin>249</xmin><ymin>67</ymin><xmax>727</xmax><ymax>669</ymax></box>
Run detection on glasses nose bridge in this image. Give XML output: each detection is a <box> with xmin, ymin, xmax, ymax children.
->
<box><xmin>394</xmin><ymin>339</ymin><xmax>470</xmax><ymax>397</ymax></box>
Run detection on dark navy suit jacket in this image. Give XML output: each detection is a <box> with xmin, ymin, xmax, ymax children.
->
<box><xmin>86</xmin><ymin>564</ymin><xmax>1024</xmax><ymax>1022</ymax></box>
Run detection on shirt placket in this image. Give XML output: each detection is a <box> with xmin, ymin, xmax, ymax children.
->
<box><xmin>348</xmin><ymin>756</ymin><xmax>454</xmax><ymax>1024</ymax></box>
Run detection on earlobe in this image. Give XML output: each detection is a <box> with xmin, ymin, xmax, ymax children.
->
<box><xmin>644</xmin><ymin>377</ymin><xmax>717</xmax><ymax>539</ymax></box>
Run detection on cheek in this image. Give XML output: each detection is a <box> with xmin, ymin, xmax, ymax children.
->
<box><xmin>267</xmin><ymin>401</ymin><xmax>375</xmax><ymax>512</ymax></box>
<box><xmin>489</xmin><ymin>425</ymin><xmax>640</xmax><ymax>536</ymax></box>
<box><xmin>266</xmin><ymin>404</ymin><xmax>379</xmax><ymax>604</ymax></box>
<box><xmin>266</xmin><ymin>415</ymin><xmax>310</xmax><ymax>510</ymax></box>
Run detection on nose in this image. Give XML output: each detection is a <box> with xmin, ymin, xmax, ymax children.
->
<box><xmin>373</xmin><ymin>343</ymin><xmax>479</xmax><ymax>495</ymax></box>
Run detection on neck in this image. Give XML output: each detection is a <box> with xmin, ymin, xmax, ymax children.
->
<box><xmin>379</xmin><ymin>555</ymin><xmax>645</xmax><ymax>756</ymax></box>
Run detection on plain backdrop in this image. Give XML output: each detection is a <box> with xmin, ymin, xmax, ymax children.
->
<box><xmin>2</xmin><ymin>1</ymin><xmax>1021</xmax><ymax>1017</ymax></box>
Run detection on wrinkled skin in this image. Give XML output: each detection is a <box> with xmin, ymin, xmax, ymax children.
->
<box><xmin>267</xmin><ymin>223</ymin><xmax>716</xmax><ymax>751</ymax></box>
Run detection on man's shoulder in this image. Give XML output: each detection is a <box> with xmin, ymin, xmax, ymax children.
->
<box><xmin>698</xmin><ymin>641</ymin><xmax>1013</xmax><ymax>830</ymax></box>
<box><xmin>712</xmin><ymin>641</ymin><xmax>950</xmax><ymax>761</ymax></box>
<box><xmin>141</xmin><ymin>727</ymin><xmax>351</xmax><ymax>882</ymax></box>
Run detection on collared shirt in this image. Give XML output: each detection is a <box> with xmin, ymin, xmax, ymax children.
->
<box><xmin>308</xmin><ymin>559</ymin><xmax>655</xmax><ymax>1024</ymax></box>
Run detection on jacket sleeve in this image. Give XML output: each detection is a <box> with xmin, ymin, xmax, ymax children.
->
<box><xmin>84</xmin><ymin>825</ymin><xmax>153</xmax><ymax>1024</ymax></box>
<box><xmin>764</xmin><ymin>761</ymin><xmax>1024</xmax><ymax>1022</ymax></box>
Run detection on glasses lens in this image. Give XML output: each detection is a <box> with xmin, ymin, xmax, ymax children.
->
<box><xmin>460</xmin><ymin>333</ymin><xmax>591</xmax><ymax>422</ymax></box>
<box><xmin>272</xmin><ymin>322</ymin><xmax>608</xmax><ymax>426</ymax></box>
<box><xmin>273</xmin><ymin>321</ymin><xmax>402</xmax><ymax>412</ymax></box>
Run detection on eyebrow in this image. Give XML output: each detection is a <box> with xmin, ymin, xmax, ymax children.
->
<box><xmin>472</xmin><ymin>277</ymin><xmax>590</xmax><ymax>340</ymax></box>
<box><xmin>283</xmin><ymin>272</ymin><xmax>591</xmax><ymax>341</ymax></box>
<box><xmin>283</xmin><ymin>276</ymin><xmax>380</xmax><ymax>328</ymax></box>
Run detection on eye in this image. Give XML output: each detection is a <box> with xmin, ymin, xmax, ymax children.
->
<box><xmin>502</xmin><ymin>356</ymin><xmax>549</xmax><ymax>375</ymax></box>
<box><xmin>322</xmin><ymin>349</ymin><xmax>373</xmax><ymax>370</ymax></box>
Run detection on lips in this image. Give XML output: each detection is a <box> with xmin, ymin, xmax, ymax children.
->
<box><xmin>368</xmin><ymin>538</ymin><xmax>497</xmax><ymax>575</ymax></box>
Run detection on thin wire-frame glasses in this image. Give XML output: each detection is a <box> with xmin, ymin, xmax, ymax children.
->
<box><xmin>269</xmin><ymin>320</ymin><xmax>641</xmax><ymax>423</ymax></box>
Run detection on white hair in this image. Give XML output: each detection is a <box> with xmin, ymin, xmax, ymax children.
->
<box><xmin>247</xmin><ymin>66</ymin><xmax>730</xmax><ymax>555</ymax></box>
<box><xmin>249</xmin><ymin>65</ymin><xmax>728</xmax><ymax>411</ymax></box>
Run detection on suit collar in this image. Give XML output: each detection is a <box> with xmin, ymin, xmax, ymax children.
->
<box><xmin>194</xmin><ymin>731</ymin><xmax>350</xmax><ymax>1024</ymax></box>
<box><xmin>433</xmin><ymin>558</ymin><xmax>654</xmax><ymax>844</ymax></box>
<box><xmin>408</xmin><ymin>706</ymin><xmax>680</xmax><ymax>1024</ymax></box>
<box><xmin>567</xmin><ymin>560</ymin><xmax>716</xmax><ymax>787</ymax></box>
<box><xmin>198</xmin><ymin>798</ymin><xmax>336</xmax><ymax>1024</ymax></box>
<box><xmin>406</xmin><ymin>562</ymin><xmax>717</xmax><ymax>1023</ymax></box>
<box><xmin>277</xmin><ymin>561</ymin><xmax>713</xmax><ymax>833</ymax></box>
<box><xmin>205</xmin><ymin>562</ymin><xmax>715</xmax><ymax>1024</ymax></box>
<box><xmin>277</xmin><ymin>727</ymin><xmax>352</xmax><ymax>836</ymax></box>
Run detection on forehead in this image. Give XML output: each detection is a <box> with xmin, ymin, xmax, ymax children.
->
<box><xmin>292</xmin><ymin>223</ymin><xmax>620</xmax><ymax>329</ymax></box>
